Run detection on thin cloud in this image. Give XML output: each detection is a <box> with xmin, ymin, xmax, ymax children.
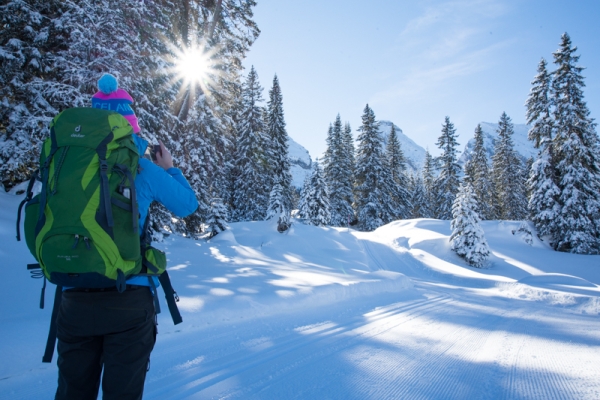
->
<box><xmin>397</xmin><ymin>0</ymin><xmax>510</xmax><ymax>60</ymax></box>
<box><xmin>373</xmin><ymin>0</ymin><xmax>513</xmax><ymax>106</ymax></box>
<box><xmin>400</xmin><ymin>0</ymin><xmax>509</xmax><ymax>39</ymax></box>
<box><xmin>371</xmin><ymin>39</ymin><xmax>514</xmax><ymax>106</ymax></box>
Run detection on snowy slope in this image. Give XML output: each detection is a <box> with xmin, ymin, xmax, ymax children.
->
<box><xmin>378</xmin><ymin>120</ymin><xmax>426</xmax><ymax>172</ymax></box>
<box><xmin>287</xmin><ymin>136</ymin><xmax>312</xmax><ymax>189</ymax></box>
<box><xmin>2</xmin><ymin>188</ymin><xmax>600</xmax><ymax>399</ymax></box>
<box><xmin>459</xmin><ymin>122</ymin><xmax>536</xmax><ymax>167</ymax></box>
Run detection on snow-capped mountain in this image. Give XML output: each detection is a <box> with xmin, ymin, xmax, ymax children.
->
<box><xmin>459</xmin><ymin>122</ymin><xmax>536</xmax><ymax>166</ymax></box>
<box><xmin>290</xmin><ymin>120</ymin><xmax>428</xmax><ymax>181</ymax></box>
<box><xmin>290</xmin><ymin>121</ymin><xmax>536</xmax><ymax>184</ymax></box>
<box><xmin>378</xmin><ymin>120</ymin><xmax>426</xmax><ymax>172</ymax></box>
<box><xmin>288</xmin><ymin>137</ymin><xmax>312</xmax><ymax>189</ymax></box>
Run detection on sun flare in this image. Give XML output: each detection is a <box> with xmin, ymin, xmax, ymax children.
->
<box><xmin>167</xmin><ymin>40</ymin><xmax>220</xmax><ymax>99</ymax></box>
<box><xmin>175</xmin><ymin>46</ymin><xmax>212</xmax><ymax>87</ymax></box>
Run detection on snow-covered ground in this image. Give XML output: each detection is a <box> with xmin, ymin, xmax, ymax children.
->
<box><xmin>1</xmin><ymin>189</ymin><xmax>600</xmax><ymax>399</ymax></box>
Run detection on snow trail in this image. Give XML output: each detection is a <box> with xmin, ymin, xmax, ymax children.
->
<box><xmin>2</xmin><ymin>189</ymin><xmax>600</xmax><ymax>399</ymax></box>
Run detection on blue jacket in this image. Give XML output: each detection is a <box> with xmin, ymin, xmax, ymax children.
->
<box><xmin>126</xmin><ymin>135</ymin><xmax>198</xmax><ymax>286</ymax></box>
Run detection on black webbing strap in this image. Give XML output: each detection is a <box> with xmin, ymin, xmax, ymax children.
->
<box><xmin>16</xmin><ymin>173</ymin><xmax>38</xmax><ymax>241</ymax></box>
<box><xmin>96</xmin><ymin>132</ymin><xmax>115</xmax><ymax>230</ymax></box>
<box><xmin>140</xmin><ymin>212</ymin><xmax>151</xmax><ymax>248</ymax></box>
<box><xmin>148</xmin><ymin>276</ymin><xmax>161</xmax><ymax>314</ymax></box>
<box><xmin>112</xmin><ymin>164</ymin><xmax>138</xmax><ymax>233</ymax></box>
<box><xmin>143</xmin><ymin>257</ymin><xmax>160</xmax><ymax>274</ymax></box>
<box><xmin>42</xmin><ymin>285</ymin><xmax>63</xmax><ymax>363</ymax></box>
<box><xmin>141</xmin><ymin>211</ymin><xmax>181</xmax><ymax>325</ymax></box>
<box><xmin>111</xmin><ymin>197</ymin><xmax>132</xmax><ymax>211</ymax></box>
<box><xmin>40</xmin><ymin>278</ymin><xmax>47</xmax><ymax>309</ymax></box>
<box><xmin>121</xmin><ymin>166</ymin><xmax>139</xmax><ymax>233</ymax></box>
<box><xmin>158</xmin><ymin>272</ymin><xmax>182</xmax><ymax>325</ymax></box>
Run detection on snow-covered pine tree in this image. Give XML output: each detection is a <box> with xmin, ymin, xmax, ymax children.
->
<box><xmin>342</xmin><ymin>122</ymin><xmax>356</xmax><ymax>223</ymax></box>
<box><xmin>464</xmin><ymin>124</ymin><xmax>494</xmax><ymax>220</ymax></box>
<box><xmin>323</xmin><ymin>123</ymin><xmax>335</xmax><ymax>175</ymax></box>
<box><xmin>324</xmin><ymin>115</ymin><xmax>355</xmax><ymax>226</ymax></box>
<box><xmin>526</xmin><ymin>58</ymin><xmax>560</xmax><ymax>242</ymax></box>
<box><xmin>266</xmin><ymin>180</ymin><xmax>291</xmax><ymax>232</ymax></box>
<box><xmin>206</xmin><ymin>196</ymin><xmax>229</xmax><ymax>238</ymax></box>
<box><xmin>265</xmin><ymin>74</ymin><xmax>293</xmax><ymax>215</ymax></box>
<box><xmin>266</xmin><ymin>180</ymin><xmax>284</xmax><ymax>219</ymax></box>
<box><xmin>434</xmin><ymin>117</ymin><xmax>461</xmax><ymax>220</ymax></box>
<box><xmin>527</xmin><ymin>59</ymin><xmax>554</xmax><ymax>152</ymax></box>
<box><xmin>551</xmin><ymin>33</ymin><xmax>600</xmax><ymax>254</ymax></box>
<box><xmin>386</xmin><ymin>124</ymin><xmax>412</xmax><ymax>219</ymax></box>
<box><xmin>524</xmin><ymin>156</ymin><xmax>534</xmax><ymax>195</ymax></box>
<box><xmin>492</xmin><ymin>112</ymin><xmax>528</xmax><ymax>220</ymax></box>
<box><xmin>421</xmin><ymin>149</ymin><xmax>437</xmax><ymax>218</ymax></box>
<box><xmin>0</xmin><ymin>0</ymin><xmax>164</xmax><ymax>187</ymax></box>
<box><xmin>324</xmin><ymin>117</ymin><xmax>342</xmax><ymax>225</ymax></box>
<box><xmin>180</xmin><ymin>92</ymin><xmax>227</xmax><ymax>236</ymax></box>
<box><xmin>223</xmin><ymin>79</ymin><xmax>244</xmax><ymax>217</ymax></box>
<box><xmin>297</xmin><ymin>175</ymin><xmax>311</xmax><ymax>220</ymax></box>
<box><xmin>0</xmin><ymin>0</ymin><xmax>68</xmax><ymax>188</ymax></box>
<box><xmin>300</xmin><ymin>160</ymin><xmax>330</xmax><ymax>226</ymax></box>
<box><xmin>231</xmin><ymin>66</ymin><xmax>269</xmax><ymax>221</ymax></box>
<box><xmin>164</xmin><ymin>0</ymin><xmax>260</xmax><ymax>234</ymax></box>
<box><xmin>354</xmin><ymin>104</ymin><xmax>388</xmax><ymax>231</ymax></box>
<box><xmin>0</xmin><ymin>0</ymin><xmax>259</xmax><ymax>236</ymax></box>
<box><xmin>450</xmin><ymin>182</ymin><xmax>490</xmax><ymax>268</ymax></box>
<box><xmin>408</xmin><ymin>172</ymin><xmax>429</xmax><ymax>218</ymax></box>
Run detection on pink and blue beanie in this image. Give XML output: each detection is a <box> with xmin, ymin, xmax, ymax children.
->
<box><xmin>92</xmin><ymin>73</ymin><xmax>141</xmax><ymax>133</ymax></box>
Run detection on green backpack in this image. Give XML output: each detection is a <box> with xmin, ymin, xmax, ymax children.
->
<box><xmin>17</xmin><ymin>107</ymin><xmax>141</xmax><ymax>290</ymax></box>
<box><xmin>17</xmin><ymin>108</ymin><xmax>182</xmax><ymax>363</ymax></box>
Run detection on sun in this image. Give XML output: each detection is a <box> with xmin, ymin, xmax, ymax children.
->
<box><xmin>174</xmin><ymin>46</ymin><xmax>212</xmax><ymax>87</ymax></box>
<box><xmin>167</xmin><ymin>40</ymin><xmax>220</xmax><ymax>98</ymax></box>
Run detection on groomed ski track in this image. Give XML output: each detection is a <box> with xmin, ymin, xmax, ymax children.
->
<box><xmin>140</xmin><ymin>241</ymin><xmax>600</xmax><ymax>400</ymax></box>
<box><xmin>2</xmin><ymin>191</ymin><xmax>600</xmax><ymax>400</ymax></box>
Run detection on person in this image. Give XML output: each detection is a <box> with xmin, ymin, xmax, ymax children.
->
<box><xmin>54</xmin><ymin>73</ymin><xmax>198</xmax><ymax>400</ymax></box>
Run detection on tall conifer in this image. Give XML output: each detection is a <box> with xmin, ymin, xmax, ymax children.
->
<box><xmin>355</xmin><ymin>104</ymin><xmax>387</xmax><ymax>230</ymax></box>
<box><xmin>526</xmin><ymin>58</ymin><xmax>560</xmax><ymax>241</ymax></box>
<box><xmin>551</xmin><ymin>33</ymin><xmax>600</xmax><ymax>253</ymax></box>
<box><xmin>324</xmin><ymin>116</ymin><xmax>348</xmax><ymax>226</ymax></box>
<box><xmin>422</xmin><ymin>149</ymin><xmax>437</xmax><ymax>218</ymax></box>
<box><xmin>492</xmin><ymin>112</ymin><xmax>528</xmax><ymax>220</ymax></box>
<box><xmin>465</xmin><ymin>125</ymin><xmax>494</xmax><ymax>219</ymax></box>
<box><xmin>232</xmin><ymin>66</ymin><xmax>268</xmax><ymax>221</ymax></box>
<box><xmin>265</xmin><ymin>74</ymin><xmax>293</xmax><ymax>214</ymax></box>
<box><xmin>434</xmin><ymin>117</ymin><xmax>461</xmax><ymax>220</ymax></box>
<box><xmin>299</xmin><ymin>160</ymin><xmax>330</xmax><ymax>226</ymax></box>
<box><xmin>386</xmin><ymin>125</ymin><xmax>411</xmax><ymax>219</ymax></box>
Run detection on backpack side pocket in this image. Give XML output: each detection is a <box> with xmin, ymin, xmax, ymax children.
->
<box><xmin>143</xmin><ymin>246</ymin><xmax>167</xmax><ymax>275</ymax></box>
<box><xmin>23</xmin><ymin>195</ymin><xmax>41</xmax><ymax>260</ymax></box>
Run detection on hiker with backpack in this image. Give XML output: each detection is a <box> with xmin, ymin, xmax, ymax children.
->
<box><xmin>18</xmin><ymin>73</ymin><xmax>198</xmax><ymax>399</ymax></box>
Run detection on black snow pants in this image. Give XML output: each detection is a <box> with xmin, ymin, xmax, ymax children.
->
<box><xmin>54</xmin><ymin>286</ymin><xmax>157</xmax><ymax>400</ymax></box>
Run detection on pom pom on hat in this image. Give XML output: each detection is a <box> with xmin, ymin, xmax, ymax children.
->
<box><xmin>98</xmin><ymin>73</ymin><xmax>119</xmax><ymax>94</ymax></box>
<box><xmin>91</xmin><ymin>73</ymin><xmax>140</xmax><ymax>133</ymax></box>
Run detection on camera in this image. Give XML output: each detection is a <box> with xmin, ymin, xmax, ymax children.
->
<box><xmin>150</xmin><ymin>144</ymin><xmax>162</xmax><ymax>161</ymax></box>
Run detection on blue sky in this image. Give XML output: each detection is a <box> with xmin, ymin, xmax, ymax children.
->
<box><xmin>243</xmin><ymin>0</ymin><xmax>600</xmax><ymax>159</ymax></box>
